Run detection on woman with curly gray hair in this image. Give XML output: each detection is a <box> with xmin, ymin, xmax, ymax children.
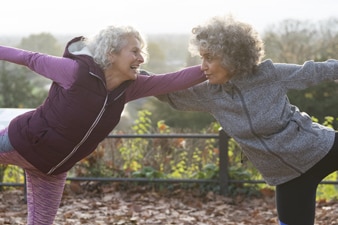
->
<box><xmin>0</xmin><ymin>25</ymin><xmax>206</xmax><ymax>224</ymax></box>
<box><xmin>159</xmin><ymin>15</ymin><xmax>338</xmax><ymax>225</ymax></box>
<box><xmin>188</xmin><ymin>15</ymin><xmax>264</xmax><ymax>79</ymax></box>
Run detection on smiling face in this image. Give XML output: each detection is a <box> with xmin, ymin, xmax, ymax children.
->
<box><xmin>108</xmin><ymin>36</ymin><xmax>145</xmax><ymax>81</ymax></box>
<box><xmin>200</xmin><ymin>50</ymin><xmax>232</xmax><ymax>84</ymax></box>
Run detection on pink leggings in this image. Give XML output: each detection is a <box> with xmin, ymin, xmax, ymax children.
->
<box><xmin>0</xmin><ymin>128</ymin><xmax>67</xmax><ymax>225</ymax></box>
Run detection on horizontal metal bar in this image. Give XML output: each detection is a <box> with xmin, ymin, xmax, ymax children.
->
<box><xmin>107</xmin><ymin>134</ymin><xmax>218</xmax><ymax>139</ymax></box>
<box><xmin>0</xmin><ymin>182</ymin><xmax>25</xmax><ymax>187</ymax></box>
<box><xmin>1</xmin><ymin>179</ymin><xmax>337</xmax><ymax>186</ymax></box>
<box><xmin>66</xmin><ymin>177</ymin><xmax>219</xmax><ymax>183</ymax></box>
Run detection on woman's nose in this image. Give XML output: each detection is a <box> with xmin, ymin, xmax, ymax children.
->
<box><xmin>201</xmin><ymin>60</ymin><xmax>208</xmax><ymax>71</ymax></box>
<box><xmin>138</xmin><ymin>54</ymin><xmax>144</xmax><ymax>63</ymax></box>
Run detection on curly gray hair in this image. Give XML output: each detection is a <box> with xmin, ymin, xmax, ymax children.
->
<box><xmin>85</xmin><ymin>25</ymin><xmax>148</xmax><ymax>69</ymax></box>
<box><xmin>188</xmin><ymin>15</ymin><xmax>264</xmax><ymax>76</ymax></box>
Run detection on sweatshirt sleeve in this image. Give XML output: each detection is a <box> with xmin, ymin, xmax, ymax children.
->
<box><xmin>272</xmin><ymin>59</ymin><xmax>338</xmax><ymax>90</ymax></box>
<box><xmin>125</xmin><ymin>65</ymin><xmax>206</xmax><ymax>101</ymax></box>
<box><xmin>0</xmin><ymin>45</ymin><xmax>78</xmax><ymax>89</ymax></box>
<box><xmin>158</xmin><ymin>81</ymin><xmax>211</xmax><ymax>112</ymax></box>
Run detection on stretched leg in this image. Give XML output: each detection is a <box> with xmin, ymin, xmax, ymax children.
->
<box><xmin>277</xmin><ymin>133</ymin><xmax>338</xmax><ymax>225</ymax></box>
<box><xmin>0</xmin><ymin>127</ymin><xmax>67</xmax><ymax>224</ymax></box>
<box><xmin>25</xmin><ymin>168</ymin><xmax>67</xmax><ymax>225</ymax></box>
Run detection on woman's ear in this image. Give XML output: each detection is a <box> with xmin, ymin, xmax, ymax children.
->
<box><xmin>108</xmin><ymin>53</ymin><xmax>116</xmax><ymax>64</ymax></box>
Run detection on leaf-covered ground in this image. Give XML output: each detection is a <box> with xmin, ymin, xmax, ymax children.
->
<box><xmin>1</xmin><ymin>182</ymin><xmax>338</xmax><ymax>225</ymax></box>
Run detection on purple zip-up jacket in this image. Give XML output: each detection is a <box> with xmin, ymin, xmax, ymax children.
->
<box><xmin>0</xmin><ymin>37</ymin><xmax>205</xmax><ymax>175</ymax></box>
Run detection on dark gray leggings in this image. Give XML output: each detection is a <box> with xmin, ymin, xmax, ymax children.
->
<box><xmin>276</xmin><ymin>132</ymin><xmax>338</xmax><ymax>225</ymax></box>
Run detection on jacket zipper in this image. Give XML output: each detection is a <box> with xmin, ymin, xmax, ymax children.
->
<box><xmin>47</xmin><ymin>72</ymin><xmax>108</xmax><ymax>175</ymax></box>
<box><xmin>232</xmin><ymin>85</ymin><xmax>302</xmax><ymax>174</ymax></box>
<box><xmin>47</xmin><ymin>96</ymin><xmax>108</xmax><ymax>174</ymax></box>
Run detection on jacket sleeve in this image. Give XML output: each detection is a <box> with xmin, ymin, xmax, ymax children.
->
<box><xmin>158</xmin><ymin>81</ymin><xmax>211</xmax><ymax>112</ymax></box>
<box><xmin>125</xmin><ymin>65</ymin><xmax>206</xmax><ymax>101</ymax></box>
<box><xmin>0</xmin><ymin>45</ymin><xmax>78</xmax><ymax>89</ymax></box>
<box><xmin>272</xmin><ymin>59</ymin><xmax>338</xmax><ymax>90</ymax></box>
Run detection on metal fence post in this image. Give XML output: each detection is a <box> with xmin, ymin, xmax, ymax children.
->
<box><xmin>218</xmin><ymin>128</ymin><xmax>229</xmax><ymax>196</ymax></box>
<box><xmin>24</xmin><ymin>171</ymin><xmax>27</xmax><ymax>203</ymax></box>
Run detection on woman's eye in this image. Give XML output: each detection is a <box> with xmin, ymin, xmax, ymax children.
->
<box><xmin>206</xmin><ymin>56</ymin><xmax>213</xmax><ymax>62</ymax></box>
<box><xmin>201</xmin><ymin>56</ymin><xmax>212</xmax><ymax>61</ymax></box>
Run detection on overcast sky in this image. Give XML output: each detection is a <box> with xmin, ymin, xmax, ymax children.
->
<box><xmin>1</xmin><ymin>0</ymin><xmax>338</xmax><ymax>37</ymax></box>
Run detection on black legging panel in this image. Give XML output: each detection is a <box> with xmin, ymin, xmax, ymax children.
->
<box><xmin>276</xmin><ymin>133</ymin><xmax>338</xmax><ymax>225</ymax></box>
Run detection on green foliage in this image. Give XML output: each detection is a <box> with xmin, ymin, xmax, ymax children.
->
<box><xmin>0</xmin><ymin>165</ymin><xmax>8</xmax><ymax>191</ymax></box>
<box><xmin>317</xmin><ymin>172</ymin><xmax>338</xmax><ymax>201</ymax></box>
<box><xmin>193</xmin><ymin>163</ymin><xmax>218</xmax><ymax>179</ymax></box>
<box><xmin>190</xmin><ymin>163</ymin><xmax>220</xmax><ymax>193</ymax></box>
<box><xmin>119</xmin><ymin>110</ymin><xmax>152</xmax><ymax>172</ymax></box>
<box><xmin>287</xmin><ymin>82</ymin><xmax>338</xmax><ymax>129</ymax></box>
<box><xmin>132</xmin><ymin>110</ymin><xmax>152</xmax><ymax>134</ymax></box>
<box><xmin>17</xmin><ymin>33</ymin><xmax>62</xmax><ymax>89</ymax></box>
<box><xmin>227</xmin><ymin>166</ymin><xmax>260</xmax><ymax>196</ymax></box>
<box><xmin>144</xmin><ymin>97</ymin><xmax>216</xmax><ymax>131</ymax></box>
<box><xmin>3</xmin><ymin>165</ymin><xmax>24</xmax><ymax>183</ymax></box>
<box><xmin>0</xmin><ymin>62</ymin><xmax>47</xmax><ymax>108</ymax></box>
<box><xmin>0</xmin><ymin>32</ymin><xmax>64</xmax><ymax>108</ymax></box>
<box><xmin>4</xmin><ymin>112</ymin><xmax>338</xmax><ymax>200</ymax></box>
<box><xmin>323</xmin><ymin>116</ymin><xmax>335</xmax><ymax>129</ymax></box>
<box><xmin>312</xmin><ymin>116</ymin><xmax>338</xmax><ymax>200</ymax></box>
<box><xmin>19</xmin><ymin>33</ymin><xmax>63</xmax><ymax>56</ymax></box>
<box><xmin>72</xmin><ymin>145</ymin><xmax>113</xmax><ymax>177</ymax></box>
<box><xmin>1</xmin><ymin>165</ymin><xmax>25</xmax><ymax>190</ymax></box>
<box><xmin>132</xmin><ymin>166</ymin><xmax>166</xmax><ymax>179</ymax></box>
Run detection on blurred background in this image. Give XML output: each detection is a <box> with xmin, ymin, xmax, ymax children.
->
<box><xmin>2</xmin><ymin>0</ymin><xmax>338</xmax><ymax>199</ymax></box>
<box><xmin>1</xmin><ymin>0</ymin><xmax>338</xmax><ymax>131</ymax></box>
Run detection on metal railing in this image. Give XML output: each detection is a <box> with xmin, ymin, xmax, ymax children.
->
<box><xmin>1</xmin><ymin>129</ymin><xmax>338</xmax><ymax>198</ymax></box>
<box><xmin>67</xmin><ymin>129</ymin><xmax>233</xmax><ymax>196</ymax></box>
<box><xmin>0</xmin><ymin>129</ymin><xmax>234</xmax><ymax>195</ymax></box>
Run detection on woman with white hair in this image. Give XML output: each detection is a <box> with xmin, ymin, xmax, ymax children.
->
<box><xmin>0</xmin><ymin>25</ymin><xmax>206</xmax><ymax>224</ymax></box>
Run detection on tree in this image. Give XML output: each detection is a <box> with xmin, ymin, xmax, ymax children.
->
<box><xmin>0</xmin><ymin>61</ymin><xmax>46</xmax><ymax>108</ymax></box>
<box><xmin>264</xmin><ymin>19</ymin><xmax>319</xmax><ymax>63</ymax></box>
<box><xmin>144</xmin><ymin>34</ymin><xmax>190</xmax><ymax>72</ymax></box>
<box><xmin>19</xmin><ymin>32</ymin><xmax>63</xmax><ymax>55</ymax></box>
<box><xmin>0</xmin><ymin>32</ymin><xmax>63</xmax><ymax>108</ymax></box>
<box><xmin>142</xmin><ymin>41</ymin><xmax>166</xmax><ymax>73</ymax></box>
<box><xmin>17</xmin><ymin>32</ymin><xmax>63</xmax><ymax>87</ymax></box>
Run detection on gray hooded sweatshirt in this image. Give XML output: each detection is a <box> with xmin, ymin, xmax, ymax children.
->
<box><xmin>161</xmin><ymin>59</ymin><xmax>338</xmax><ymax>185</ymax></box>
